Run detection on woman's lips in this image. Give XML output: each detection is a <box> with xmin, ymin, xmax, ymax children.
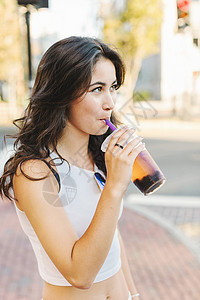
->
<box><xmin>100</xmin><ymin>119</ymin><xmax>107</xmax><ymax>124</ymax></box>
<box><xmin>99</xmin><ymin>118</ymin><xmax>110</xmax><ymax>121</ymax></box>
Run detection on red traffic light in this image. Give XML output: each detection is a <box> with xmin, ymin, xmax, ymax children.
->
<box><xmin>177</xmin><ymin>0</ymin><xmax>190</xmax><ymax>12</ymax></box>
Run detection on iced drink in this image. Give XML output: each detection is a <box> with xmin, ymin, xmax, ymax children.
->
<box><xmin>131</xmin><ymin>149</ymin><xmax>165</xmax><ymax>195</ymax></box>
<box><xmin>104</xmin><ymin>120</ymin><xmax>166</xmax><ymax>195</ymax></box>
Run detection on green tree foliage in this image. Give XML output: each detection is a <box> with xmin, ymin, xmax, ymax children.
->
<box><xmin>101</xmin><ymin>0</ymin><xmax>162</xmax><ymax>98</ymax></box>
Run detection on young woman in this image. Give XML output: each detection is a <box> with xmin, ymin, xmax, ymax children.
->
<box><xmin>0</xmin><ymin>36</ymin><xmax>144</xmax><ymax>300</ymax></box>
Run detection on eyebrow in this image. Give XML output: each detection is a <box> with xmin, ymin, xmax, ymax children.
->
<box><xmin>89</xmin><ymin>80</ymin><xmax>117</xmax><ymax>87</ymax></box>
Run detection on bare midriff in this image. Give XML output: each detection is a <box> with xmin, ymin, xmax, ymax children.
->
<box><xmin>42</xmin><ymin>268</ymin><xmax>129</xmax><ymax>300</ymax></box>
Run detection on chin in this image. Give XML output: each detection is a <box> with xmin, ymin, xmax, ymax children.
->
<box><xmin>90</xmin><ymin>125</ymin><xmax>108</xmax><ymax>136</ymax></box>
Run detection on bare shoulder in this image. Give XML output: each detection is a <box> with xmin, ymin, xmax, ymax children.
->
<box><xmin>13</xmin><ymin>158</ymin><xmax>60</xmax><ymax>208</ymax></box>
<box><xmin>14</xmin><ymin>157</ymin><xmax>59</xmax><ymax>190</ymax></box>
<box><xmin>15</xmin><ymin>158</ymin><xmax>51</xmax><ymax>178</ymax></box>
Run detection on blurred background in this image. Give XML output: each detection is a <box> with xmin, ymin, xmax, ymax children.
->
<box><xmin>1</xmin><ymin>0</ymin><xmax>200</xmax><ymax>122</ymax></box>
<box><xmin>0</xmin><ymin>0</ymin><xmax>200</xmax><ymax>299</ymax></box>
<box><xmin>0</xmin><ymin>0</ymin><xmax>200</xmax><ymax>195</ymax></box>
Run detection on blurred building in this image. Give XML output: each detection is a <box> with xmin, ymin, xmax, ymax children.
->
<box><xmin>134</xmin><ymin>0</ymin><xmax>200</xmax><ymax>119</ymax></box>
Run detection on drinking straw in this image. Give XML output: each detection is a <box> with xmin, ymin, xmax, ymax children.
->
<box><xmin>105</xmin><ymin>119</ymin><xmax>117</xmax><ymax>131</ymax></box>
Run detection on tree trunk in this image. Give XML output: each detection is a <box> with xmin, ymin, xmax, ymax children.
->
<box><xmin>121</xmin><ymin>47</ymin><xmax>144</xmax><ymax>102</ymax></box>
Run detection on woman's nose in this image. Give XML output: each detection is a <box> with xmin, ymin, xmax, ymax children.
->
<box><xmin>103</xmin><ymin>92</ymin><xmax>115</xmax><ymax>110</ymax></box>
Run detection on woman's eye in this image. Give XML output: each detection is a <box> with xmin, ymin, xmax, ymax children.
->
<box><xmin>91</xmin><ymin>86</ymin><xmax>102</xmax><ymax>93</ymax></box>
<box><xmin>110</xmin><ymin>84</ymin><xmax>117</xmax><ymax>91</ymax></box>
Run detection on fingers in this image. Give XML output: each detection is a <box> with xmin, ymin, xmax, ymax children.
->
<box><xmin>128</xmin><ymin>141</ymin><xmax>146</xmax><ymax>160</ymax></box>
<box><xmin>115</xmin><ymin>133</ymin><xmax>145</xmax><ymax>159</ymax></box>
<box><xmin>107</xmin><ymin>126</ymin><xmax>136</xmax><ymax>152</ymax></box>
<box><xmin>118</xmin><ymin>128</ymin><xmax>136</xmax><ymax>148</ymax></box>
<box><xmin>107</xmin><ymin>126</ymin><xmax>129</xmax><ymax>150</ymax></box>
<box><xmin>106</xmin><ymin>126</ymin><xmax>145</xmax><ymax>162</ymax></box>
<box><xmin>121</xmin><ymin>136</ymin><xmax>144</xmax><ymax>155</ymax></box>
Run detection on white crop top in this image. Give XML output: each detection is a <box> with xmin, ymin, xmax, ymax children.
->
<box><xmin>12</xmin><ymin>150</ymin><xmax>123</xmax><ymax>286</ymax></box>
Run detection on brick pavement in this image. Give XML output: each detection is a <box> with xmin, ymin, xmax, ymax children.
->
<box><xmin>140</xmin><ymin>205</ymin><xmax>200</xmax><ymax>249</ymax></box>
<box><xmin>1</xmin><ymin>201</ymin><xmax>200</xmax><ymax>300</ymax></box>
<box><xmin>119</xmin><ymin>208</ymin><xmax>200</xmax><ymax>300</ymax></box>
<box><xmin>0</xmin><ymin>200</ymin><xmax>43</xmax><ymax>300</ymax></box>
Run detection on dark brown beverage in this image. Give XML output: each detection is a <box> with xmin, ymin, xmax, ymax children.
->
<box><xmin>131</xmin><ymin>149</ymin><xmax>166</xmax><ymax>195</ymax></box>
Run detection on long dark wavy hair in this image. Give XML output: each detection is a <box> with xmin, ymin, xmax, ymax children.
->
<box><xmin>0</xmin><ymin>36</ymin><xmax>125</xmax><ymax>202</ymax></box>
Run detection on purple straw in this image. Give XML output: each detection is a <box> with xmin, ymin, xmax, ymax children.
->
<box><xmin>105</xmin><ymin>119</ymin><xmax>117</xmax><ymax>131</ymax></box>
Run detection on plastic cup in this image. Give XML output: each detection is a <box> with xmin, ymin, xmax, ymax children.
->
<box><xmin>104</xmin><ymin>120</ymin><xmax>166</xmax><ymax>195</ymax></box>
<box><xmin>131</xmin><ymin>148</ymin><xmax>166</xmax><ymax>195</ymax></box>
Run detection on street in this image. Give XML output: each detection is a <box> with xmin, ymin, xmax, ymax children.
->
<box><xmin>127</xmin><ymin>137</ymin><xmax>200</xmax><ymax>197</ymax></box>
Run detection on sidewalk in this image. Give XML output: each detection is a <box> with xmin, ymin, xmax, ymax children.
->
<box><xmin>0</xmin><ymin>198</ymin><xmax>200</xmax><ymax>300</ymax></box>
<box><xmin>0</xmin><ymin>200</ymin><xmax>43</xmax><ymax>300</ymax></box>
<box><xmin>126</xmin><ymin>118</ymin><xmax>200</xmax><ymax>142</ymax></box>
<box><xmin>119</xmin><ymin>205</ymin><xmax>200</xmax><ymax>300</ymax></box>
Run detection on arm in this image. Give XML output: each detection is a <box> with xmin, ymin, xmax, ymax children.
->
<box><xmin>13</xmin><ymin>159</ymin><xmax>124</xmax><ymax>289</ymax></box>
<box><xmin>118</xmin><ymin>227</ymin><xmax>139</xmax><ymax>295</ymax></box>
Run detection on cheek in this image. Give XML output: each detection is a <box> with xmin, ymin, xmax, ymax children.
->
<box><xmin>84</xmin><ymin>99</ymin><xmax>101</xmax><ymax>117</ymax></box>
<box><xmin>70</xmin><ymin>97</ymin><xmax>101</xmax><ymax>126</ymax></box>
<box><xmin>113</xmin><ymin>93</ymin><xmax>117</xmax><ymax>103</ymax></box>
<box><xmin>71</xmin><ymin>104</ymin><xmax>95</xmax><ymax>127</ymax></box>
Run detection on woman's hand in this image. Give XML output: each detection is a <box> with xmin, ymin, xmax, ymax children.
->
<box><xmin>105</xmin><ymin>126</ymin><xmax>145</xmax><ymax>194</ymax></box>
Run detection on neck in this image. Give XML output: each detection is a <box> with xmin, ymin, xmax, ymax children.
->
<box><xmin>51</xmin><ymin>124</ymin><xmax>94</xmax><ymax>170</ymax></box>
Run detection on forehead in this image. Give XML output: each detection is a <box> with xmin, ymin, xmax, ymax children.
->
<box><xmin>91</xmin><ymin>57</ymin><xmax>116</xmax><ymax>82</ymax></box>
